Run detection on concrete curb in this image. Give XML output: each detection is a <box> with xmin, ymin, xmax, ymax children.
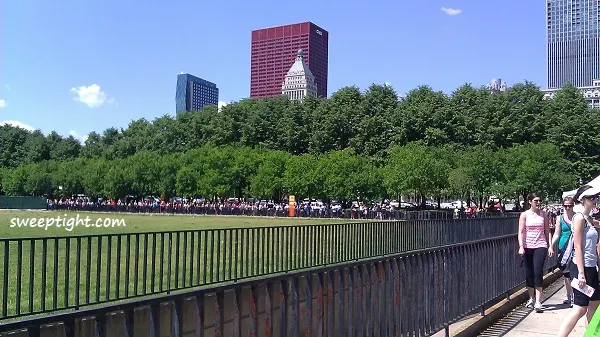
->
<box><xmin>451</xmin><ymin>268</ymin><xmax>564</xmax><ymax>337</ymax></box>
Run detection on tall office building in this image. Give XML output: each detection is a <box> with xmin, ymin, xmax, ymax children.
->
<box><xmin>250</xmin><ymin>21</ymin><xmax>328</xmax><ymax>99</ymax></box>
<box><xmin>546</xmin><ymin>0</ymin><xmax>600</xmax><ymax>89</ymax></box>
<box><xmin>175</xmin><ymin>73</ymin><xmax>219</xmax><ymax>114</ymax></box>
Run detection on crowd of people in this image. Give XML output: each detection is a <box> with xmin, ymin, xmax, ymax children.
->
<box><xmin>517</xmin><ymin>185</ymin><xmax>600</xmax><ymax>337</ymax></box>
<box><xmin>46</xmin><ymin>196</ymin><xmax>509</xmax><ymax>220</ymax></box>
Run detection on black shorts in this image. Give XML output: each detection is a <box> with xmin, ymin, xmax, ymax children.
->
<box><xmin>569</xmin><ymin>266</ymin><xmax>600</xmax><ymax>306</ymax></box>
<box><xmin>557</xmin><ymin>248</ymin><xmax>571</xmax><ymax>278</ymax></box>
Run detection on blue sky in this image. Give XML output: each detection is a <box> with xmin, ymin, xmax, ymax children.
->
<box><xmin>0</xmin><ymin>0</ymin><xmax>545</xmax><ymax>143</ymax></box>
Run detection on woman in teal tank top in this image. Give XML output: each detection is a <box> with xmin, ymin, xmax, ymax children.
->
<box><xmin>552</xmin><ymin>196</ymin><xmax>575</xmax><ymax>305</ymax></box>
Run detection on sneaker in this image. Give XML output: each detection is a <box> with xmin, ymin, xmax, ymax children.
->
<box><xmin>525</xmin><ymin>298</ymin><xmax>534</xmax><ymax>308</ymax></box>
<box><xmin>534</xmin><ymin>301</ymin><xmax>544</xmax><ymax>313</ymax></box>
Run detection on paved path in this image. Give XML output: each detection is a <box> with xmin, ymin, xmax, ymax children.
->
<box><xmin>479</xmin><ymin>279</ymin><xmax>588</xmax><ymax>336</ymax></box>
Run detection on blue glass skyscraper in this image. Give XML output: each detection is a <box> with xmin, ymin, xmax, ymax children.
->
<box><xmin>546</xmin><ymin>0</ymin><xmax>600</xmax><ymax>88</ymax></box>
<box><xmin>175</xmin><ymin>73</ymin><xmax>219</xmax><ymax>114</ymax></box>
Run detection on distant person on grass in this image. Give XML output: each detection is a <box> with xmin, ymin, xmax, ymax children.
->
<box><xmin>518</xmin><ymin>193</ymin><xmax>553</xmax><ymax>312</ymax></box>
<box><xmin>557</xmin><ymin>185</ymin><xmax>600</xmax><ymax>337</ymax></box>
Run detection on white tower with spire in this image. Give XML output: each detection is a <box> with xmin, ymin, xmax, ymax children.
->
<box><xmin>281</xmin><ymin>49</ymin><xmax>317</xmax><ymax>101</ymax></box>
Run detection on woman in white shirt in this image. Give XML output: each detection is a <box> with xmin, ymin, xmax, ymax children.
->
<box><xmin>557</xmin><ymin>185</ymin><xmax>600</xmax><ymax>337</ymax></box>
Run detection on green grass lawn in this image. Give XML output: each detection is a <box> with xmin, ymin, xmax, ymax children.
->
<box><xmin>0</xmin><ymin>210</ymin><xmax>374</xmax><ymax>320</ymax></box>
<box><xmin>0</xmin><ymin>210</ymin><xmax>355</xmax><ymax>238</ymax></box>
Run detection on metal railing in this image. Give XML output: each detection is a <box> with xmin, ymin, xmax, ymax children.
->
<box><xmin>0</xmin><ymin>216</ymin><xmax>519</xmax><ymax>321</ymax></box>
<box><xmin>0</xmin><ymin>230</ymin><xmax>558</xmax><ymax>336</ymax></box>
<box><xmin>47</xmin><ymin>203</ymin><xmax>517</xmax><ymax>220</ymax></box>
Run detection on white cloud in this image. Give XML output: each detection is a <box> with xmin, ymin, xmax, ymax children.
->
<box><xmin>0</xmin><ymin>120</ymin><xmax>35</xmax><ymax>132</ymax></box>
<box><xmin>70</xmin><ymin>84</ymin><xmax>114</xmax><ymax>108</ymax></box>
<box><xmin>218</xmin><ymin>101</ymin><xmax>228</xmax><ymax>112</ymax></box>
<box><xmin>441</xmin><ymin>7</ymin><xmax>462</xmax><ymax>15</ymax></box>
<box><xmin>0</xmin><ymin>99</ymin><xmax>6</xmax><ymax>108</ymax></box>
<box><xmin>69</xmin><ymin>130</ymin><xmax>89</xmax><ymax>143</ymax></box>
<box><xmin>384</xmin><ymin>82</ymin><xmax>391</xmax><ymax>87</ymax></box>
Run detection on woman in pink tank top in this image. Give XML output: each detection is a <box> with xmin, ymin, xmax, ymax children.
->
<box><xmin>518</xmin><ymin>193</ymin><xmax>553</xmax><ymax>312</ymax></box>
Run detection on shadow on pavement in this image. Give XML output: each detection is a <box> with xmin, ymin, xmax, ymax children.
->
<box><xmin>478</xmin><ymin>279</ymin><xmax>566</xmax><ymax>336</ymax></box>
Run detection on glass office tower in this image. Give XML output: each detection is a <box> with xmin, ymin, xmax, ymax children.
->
<box><xmin>546</xmin><ymin>0</ymin><xmax>600</xmax><ymax>89</ymax></box>
<box><xmin>175</xmin><ymin>73</ymin><xmax>219</xmax><ymax>114</ymax></box>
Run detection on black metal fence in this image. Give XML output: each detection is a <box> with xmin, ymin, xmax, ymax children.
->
<box><xmin>0</xmin><ymin>229</ymin><xmax>558</xmax><ymax>336</ymax></box>
<box><xmin>0</xmin><ymin>216</ymin><xmax>520</xmax><ymax>321</ymax></box>
<box><xmin>48</xmin><ymin>203</ymin><xmax>515</xmax><ymax>220</ymax></box>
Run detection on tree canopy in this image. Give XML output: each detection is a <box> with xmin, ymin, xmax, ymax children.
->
<box><xmin>0</xmin><ymin>81</ymin><xmax>596</xmax><ymax>204</ymax></box>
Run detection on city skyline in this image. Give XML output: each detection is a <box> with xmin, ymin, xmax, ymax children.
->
<box><xmin>250</xmin><ymin>21</ymin><xmax>329</xmax><ymax>99</ymax></box>
<box><xmin>1</xmin><ymin>1</ymin><xmax>547</xmax><ymax>141</ymax></box>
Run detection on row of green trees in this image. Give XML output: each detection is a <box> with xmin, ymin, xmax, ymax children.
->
<box><xmin>0</xmin><ymin>142</ymin><xmax>575</xmax><ymax>205</ymax></box>
<box><xmin>1</xmin><ymin>81</ymin><xmax>598</xmax><ymax>180</ymax></box>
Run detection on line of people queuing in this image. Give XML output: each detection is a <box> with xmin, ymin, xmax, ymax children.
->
<box><xmin>518</xmin><ymin>186</ymin><xmax>600</xmax><ymax>336</ymax></box>
<box><xmin>46</xmin><ymin>197</ymin><xmax>509</xmax><ymax>220</ymax></box>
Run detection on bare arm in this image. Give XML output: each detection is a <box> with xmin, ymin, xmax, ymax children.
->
<box><xmin>518</xmin><ymin>212</ymin><xmax>526</xmax><ymax>250</ymax></box>
<box><xmin>551</xmin><ymin>215</ymin><xmax>561</xmax><ymax>247</ymax></box>
<box><xmin>597</xmin><ymin>236</ymin><xmax>600</xmax><ymax>269</ymax></box>
<box><xmin>544</xmin><ymin>212</ymin><xmax>554</xmax><ymax>255</ymax></box>
<box><xmin>573</xmin><ymin>214</ymin><xmax>586</xmax><ymax>278</ymax></box>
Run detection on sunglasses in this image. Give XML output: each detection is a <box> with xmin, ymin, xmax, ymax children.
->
<box><xmin>563</xmin><ymin>204</ymin><xmax>573</xmax><ymax>208</ymax></box>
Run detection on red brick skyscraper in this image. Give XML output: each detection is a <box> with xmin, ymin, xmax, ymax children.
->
<box><xmin>250</xmin><ymin>22</ymin><xmax>329</xmax><ymax>99</ymax></box>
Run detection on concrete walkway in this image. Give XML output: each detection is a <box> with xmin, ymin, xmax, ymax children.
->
<box><xmin>478</xmin><ymin>279</ymin><xmax>588</xmax><ymax>336</ymax></box>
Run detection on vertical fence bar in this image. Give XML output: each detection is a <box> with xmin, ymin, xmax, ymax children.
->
<box><xmin>106</xmin><ymin>236</ymin><xmax>112</xmax><ymax>301</ymax></box>
<box><xmin>203</xmin><ymin>231</ymin><xmax>208</xmax><ymax>284</ymax></box>
<box><xmin>196</xmin><ymin>232</ymin><xmax>201</xmax><ymax>286</ymax></box>
<box><xmin>2</xmin><ymin>241</ymin><xmax>8</xmax><ymax>317</ymax></box>
<box><xmin>52</xmin><ymin>238</ymin><xmax>58</xmax><ymax>309</ymax></box>
<box><xmin>190</xmin><ymin>231</ymin><xmax>195</xmax><ymax>287</ymax></box>
<box><xmin>182</xmin><ymin>232</ymin><xmax>187</xmax><ymax>288</ymax></box>
<box><xmin>143</xmin><ymin>233</ymin><xmax>148</xmax><ymax>293</ymax></box>
<box><xmin>216</xmin><ymin>230</ymin><xmax>221</xmax><ymax>283</ymax></box>
<box><xmin>175</xmin><ymin>232</ymin><xmax>180</xmax><ymax>289</ymax></box>
<box><xmin>15</xmin><ymin>240</ymin><xmax>22</xmax><ymax>315</ymax></box>
<box><xmin>116</xmin><ymin>235</ymin><xmax>121</xmax><ymax>299</ymax></box>
<box><xmin>167</xmin><ymin>232</ymin><xmax>172</xmax><ymax>292</ymax></box>
<box><xmin>75</xmin><ymin>237</ymin><xmax>81</xmax><ymax>309</ymax></box>
<box><xmin>28</xmin><ymin>239</ymin><xmax>35</xmax><ymax>313</ymax></box>
<box><xmin>64</xmin><ymin>238</ymin><xmax>70</xmax><ymax>307</ymax></box>
<box><xmin>152</xmin><ymin>233</ymin><xmax>157</xmax><ymax>293</ymax></box>
<box><xmin>134</xmin><ymin>234</ymin><xmax>139</xmax><ymax>296</ymax></box>
<box><xmin>126</xmin><ymin>234</ymin><xmax>131</xmax><ymax>297</ymax></box>
<box><xmin>41</xmin><ymin>238</ymin><xmax>47</xmax><ymax>311</ymax></box>
<box><xmin>95</xmin><ymin>236</ymin><xmax>102</xmax><ymax>303</ymax></box>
